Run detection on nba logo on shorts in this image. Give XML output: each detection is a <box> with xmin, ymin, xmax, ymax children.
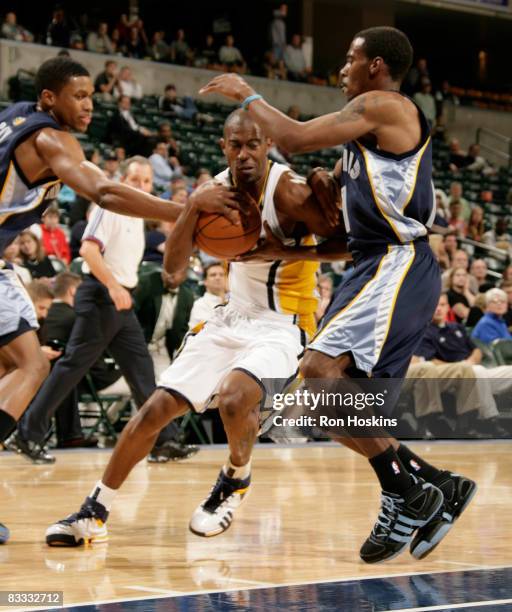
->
<box><xmin>391</xmin><ymin>461</ymin><xmax>401</xmax><ymax>475</ymax></box>
<box><xmin>410</xmin><ymin>460</ymin><xmax>421</xmax><ymax>472</ymax></box>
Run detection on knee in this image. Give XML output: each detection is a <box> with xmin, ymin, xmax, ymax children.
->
<box><xmin>134</xmin><ymin>391</ymin><xmax>182</xmax><ymax>435</ymax></box>
<box><xmin>300</xmin><ymin>350</ymin><xmax>332</xmax><ymax>379</ymax></box>
<box><xmin>217</xmin><ymin>386</ymin><xmax>248</xmax><ymax>422</ymax></box>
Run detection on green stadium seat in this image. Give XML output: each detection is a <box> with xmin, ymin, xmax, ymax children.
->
<box><xmin>491</xmin><ymin>339</ymin><xmax>512</xmax><ymax>365</ymax></box>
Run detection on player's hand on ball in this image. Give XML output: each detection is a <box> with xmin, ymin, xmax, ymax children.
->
<box><xmin>199</xmin><ymin>74</ymin><xmax>255</xmax><ymax>103</ymax></box>
<box><xmin>234</xmin><ymin>221</ymin><xmax>290</xmax><ymax>262</ymax></box>
<box><xmin>308</xmin><ymin>167</ymin><xmax>341</xmax><ymax>228</ymax></box>
<box><xmin>189</xmin><ymin>180</ymin><xmax>241</xmax><ymax>225</ymax></box>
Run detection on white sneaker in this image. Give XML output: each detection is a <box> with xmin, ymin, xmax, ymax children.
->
<box><xmin>189</xmin><ymin>470</ymin><xmax>251</xmax><ymax>537</ymax></box>
<box><xmin>46</xmin><ymin>498</ymin><xmax>109</xmax><ymax>547</ymax></box>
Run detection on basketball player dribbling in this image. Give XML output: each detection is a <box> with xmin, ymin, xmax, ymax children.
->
<box><xmin>45</xmin><ymin>109</ymin><xmax>348</xmax><ymax>546</ymax></box>
<box><xmin>200</xmin><ymin>26</ymin><xmax>477</xmax><ymax>563</ymax></box>
<box><xmin>0</xmin><ymin>56</ymin><xmax>236</xmax><ymax>543</ymax></box>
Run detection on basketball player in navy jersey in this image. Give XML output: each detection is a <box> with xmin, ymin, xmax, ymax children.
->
<box><xmin>0</xmin><ymin>56</ymin><xmax>236</xmax><ymax>543</ymax></box>
<box><xmin>201</xmin><ymin>26</ymin><xmax>477</xmax><ymax>563</ymax></box>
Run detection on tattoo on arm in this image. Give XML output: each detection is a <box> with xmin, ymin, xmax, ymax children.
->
<box><xmin>337</xmin><ymin>95</ymin><xmax>367</xmax><ymax>124</ymax></box>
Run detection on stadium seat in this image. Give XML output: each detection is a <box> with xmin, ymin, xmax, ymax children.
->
<box><xmin>491</xmin><ymin>339</ymin><xmax>512</xmax><ymax>365</ymax></box>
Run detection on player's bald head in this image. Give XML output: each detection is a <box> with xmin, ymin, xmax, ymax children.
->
<box><xmin>223</xmin><ymin>109</ymin><xmax>263</xmax><ymax>139</ymax></box>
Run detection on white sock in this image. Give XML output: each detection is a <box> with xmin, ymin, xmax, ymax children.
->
<box><xmin>88</xmin><ymin>480</ymin><xmax>117</xmax><ymax>511</ymax></box>
<box><xmin>223</xmin><ymin>458</ymin><xmax>251</xmax><ymax>480</ymax></box>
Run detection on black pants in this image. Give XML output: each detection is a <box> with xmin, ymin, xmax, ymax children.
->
<box><xmin>20</xmin><ymin>277</ymin><xmax>178</xmax><ymax>445</ymax></box>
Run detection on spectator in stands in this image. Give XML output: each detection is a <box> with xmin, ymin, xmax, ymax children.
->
<box><xmin>466</xmin><ymin>206</ymin><xmax>485</xmax><ymax>242</ymax></box>
<box><xmin>470</xmin><ymin>259</ymin><xmax>494</xmax><ymax>293</ymax></box>
<box><xmin>156</xmin><ymin>121</ymin><xmax>180</xmax><ymax>157</ymax></box>
<box><xmin>1</xmin><ymin>11</ymin><xmax>33</xmax><ymax>42</ymax></box>
<box><xmin>413</xmin><ymin>78</ymin><xmax>436</xmax><ymax>128</ymax></box>
<box><xmin>284</xmin><ymin>34</ymin><xmax>309</xmax><ymax>82</ymax></box>
<box><xmin>441</xmin><ymin>248</ymin><xmax>478</xmax><ymax>293</ymax></box>
<box><xmin>195</xmin><ymin>168</ymin><xmax>213</xmax><ymax>187</ymax></box>
<box><xmin>188</xmin><ymin>262</ymin><xmax>227</xmax><ymax>328</ymax></box>
<box><xmin>110</xmin><ymin>27</ymin><xmax>121</xmax><ymax>53</ymax></box>
<box><xmin>135</xmin><ymin>267</ymin><xmax>195</xmax><ymax>368</ymax></box>
<box><xmin>26</xmin><ymin>281</ymin><xmax>57</xmax><ymax>347</ymax></box>
<box><xmin>170</xmin><ymin>28</ymin><xmax>193</xmax><ymax>65</ymax></box>
<box><xmin>447</xmin><ymin>267</ymin><xmax>475</xmax><ymax>322</ymax></box>
<box><xmin>149</xmin><ymin>142</ymin><xmax>179</xmax><ymax>191</ymax></box>
<box><xmin>448</xmin><ymin>181</ymin><xmax>471</xmax><ymax>221</ymax></box>
<box><xmin>114</xmin><ymin>66</ymin><xmax>143</xmax><ymax>99</ymax></box>
<box><xmin>263</xmin><ymin>50</ymin><xmax>287</xmax><ymax>80</ymax></box>
<box><xmin>45</xmin><ymin>7</ymin><xmax>71</xmax><ymax>48</ymax></box>
<box><xmin>159</xmin><ymin>85</ymin><xmax>197</xmax><ymax>121</ymax></box>
<box><xmin>434</xmin><ymin>79</ymin><xmax>459</xmax><ymax>119</ymax></box>
<box><xmin>115</xmin><ymin>14</ymin><xmax>147</xmax><ymax>49</ymax></box>
<box><xmin>315</xmin><ymin>273</ymin><xmax>333</xmax><ymax>323</ymax></box>
<box><xmin>443</xmin><ymin>233</ymin><xmax>458</xmax><ymax>263</ymax></box>
<box><xmin>269</xmin><ymin>3</ymin><xmax>288</xmax><ymax>62</ymax></box>
<box><xmin>195</xmin><ymin>34</ymin><xmax>220</xmax><ymax>70</ymax></box>
<box><xmin>2</xmin><ymin>237</ymin><xmax>32</xmax><ymax>285</ymax></box>
<box><xmin>171</xmin><ymin>187</ymin><xmax>188</xmax><ymax>205</ymax></box>
<box><xmin>19</xmin><ymin>231</ymin><xmax>58</xmax><ymax>280</ymax></box>
<box><xmin>403</xmin><ymin>57</ymin><xmax>429</xmax><ymax>95</ymax></box>
<box><xmin>107</xmin><ymin>95</ymin><xmax>154</xmax><ymax>156</ymax></box>
<box><xmin>407</xmin><ymin>293</ymin><xmax>507</xmax><ymax>438</ymax></box>
<box><xmin>500</xmin><ymin>280</ymin><xmax>512</xmax><ymax>326</ymax></box>
<box><xmin>86</xmin><ymin>21</ymin><xmax>113</xmax><ymax>54</ymax></box>
<box><xmin>39</xmin><ymin>205</ymin><xmax>71</xmax><ymax>265</ymax></box>
<box><xmin>483</xmin><ymin>218</ymin><xmax>512</xmax><ymax>251</ymax></box>
<box><xmin>161</xmin><ymin>175</ymin><xmax>187</xmax><ymax>201</ymax></box>
<box><xmin>448</xmin><ymin>139</ymin><xmax>471</xmax><ymax>172</ymax></box>
<box><xmin>125</xmin><ymin>26</ymin><xmax>146</xmax><ymax>59</ymax></box>
<box><xmin>102</xmin><ymin>150</ymin><xmax>122</xmax><ymax>182</ymax></box>
<box><xmin>503</xmin><ymin>265</ymin><xmax>512</xmax><ymax>283</ymax></box>
<box><xmin>448</xmin><ymin>201</ymin><xmax>467</xmax><ymax>237</ymax></box>
<box><xmin>434</xmin><ymin>189</ymin><xmax>450</xmax><ymax>220</ymax></box>
<box><xmin>148</xmin><ymin>30</ymin><xmax>169</xmax><ymax>62</ymax></box>
<box><xmin>115</xmin><ymin>146</ymin><xmax>126</xmax><ymax>162</ymax></box>
<box><xmin>219</xmin><ymin>34</ymin><xmax>246</xmax><ymax>73</ymax></box>
<box><xmin>466</xmin><ymin>143</ymin><xmax>494</xmax><ymax>175</ymax></box>
<box><xmin>472</xmin><ymin>288</ymin><xmax>511</xmax><ymax>343</ymax></box>
<box><xmin>94</xmin><ymin>60</ymin><xmax>118</xmax><ymax>99</ymax></box>
<box><xmin>466</xmin><ymin>292</ymin><xmax>486</xmax><ymax>327</ymax></box>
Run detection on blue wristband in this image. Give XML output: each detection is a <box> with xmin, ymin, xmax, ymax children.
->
<box><xmin>241</xmin><ymin>94</ymin><xmax>263</xmax><ymax>110</ymax></box>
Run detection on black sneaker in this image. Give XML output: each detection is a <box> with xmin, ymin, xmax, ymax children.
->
<box><xmin>0</xmin><ymin>522</ymin><xmax>9</xmax><ymax>544</ymax></box>
<box><xmin>410</xmin><ymin>471</ymin><xmax>477</xmax><ymax>560</ymax></box>
<box><xmin>360</xmin><ymin>478</ymin><xmax>444</xmax><ymax>564</ymax></box>
<box><xmin>5</xmin><ymin>433</ymin><xmax>55</xmax><ymax>465</ymax></box>
<box><xmin>189</xmin><ymin>470</ymin><xmax>251</xmax><ymax>536</ymax></box>
<box><xmin>46</xmin><ymin>497</ymin><xmax>109</xmax><ymax>547</ymax></box>
<box><xmin>148</xmin><ymin>440</ymin><xmax>199</xmax><ymax>463</ymax></box>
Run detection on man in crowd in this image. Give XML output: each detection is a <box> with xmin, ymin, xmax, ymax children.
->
<box><xmin>188</xmin><ymin>262</ymin><xmax>227</xmax><ymax>328</ymax></box>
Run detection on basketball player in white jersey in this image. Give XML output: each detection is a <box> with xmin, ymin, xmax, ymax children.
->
<box><xmin>45</xmin><ymin>110</ymin><xmax>347</xmax><ymax>546</ymax></box>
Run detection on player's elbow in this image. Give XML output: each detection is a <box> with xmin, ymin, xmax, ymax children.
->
<box><xmin>96</xmin><ymin>178</ymin><xmax>119</xmax><ymax>209</ymax></box>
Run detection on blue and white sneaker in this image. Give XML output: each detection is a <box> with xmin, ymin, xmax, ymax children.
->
<box><xmin>189</xmin><ymin>470</ymin><xmax>251</xmax><ymax>537</ymax></box>
<box><xmin>46</xmin><ymin>497</ymin><xmax>108</xmax><ymax>547</ymax></box>
<box><xmin>360</xmin><ymin>477</ymin><xmax>444</xmax><ymax>564</ymax></box>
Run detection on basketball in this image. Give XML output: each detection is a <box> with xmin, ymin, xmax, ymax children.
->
<box><xmin>194</xmin><ymin>195</ymin><xmax>262</xmax><ymax>258</ymax></box>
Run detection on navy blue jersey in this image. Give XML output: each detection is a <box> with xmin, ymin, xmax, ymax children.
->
<box><xmin>0</xmin><ymin>102</ymin><xmax>62</xmax><ymax>255</ymax></box>
<box><xmin>339</xmin><ymin>93</ymin><xmax>435</xmax><ymax>255</ymax></box>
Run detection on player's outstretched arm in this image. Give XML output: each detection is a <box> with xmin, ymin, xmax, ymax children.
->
<box><xmin>35</xmin><ymin>129</ymin><xmax>240</xmax><ymax>223</ymax></box>
<box><xmin>200</xmin><ymin>74</ymin><xmax>382</xmax><ymax>153</ymax></box>
<box><xmin>164</xmin><ymin>181</ymin><xmax>239</xmax><ymax>274</ymax></box>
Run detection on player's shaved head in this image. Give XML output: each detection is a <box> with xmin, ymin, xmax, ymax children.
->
<box><xmin>223</xmin><ymin>109</ymin><xmax>263</xmax><ymax>138</ymax></box>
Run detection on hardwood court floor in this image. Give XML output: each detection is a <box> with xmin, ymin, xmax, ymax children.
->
<box><xmin>0</xmin><ymin>442</ymin><xmax>510</xmax><ymax>610</ymax></box>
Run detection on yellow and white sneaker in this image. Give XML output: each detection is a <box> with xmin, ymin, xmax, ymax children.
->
<box><xmin>46</xmin><ymin>498</ymin><xmax>109</xmax><ymax>547</ymax></box>
<box><xmin>189</xmin><ymin>470</ymin><xmax>251</xmax><ymax>537</ymax></box>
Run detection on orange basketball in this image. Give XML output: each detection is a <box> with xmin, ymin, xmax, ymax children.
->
<box><xmin>194</xmin><ymin>197</ymin><xmax>262</xmax><ymax>258</ymax></box>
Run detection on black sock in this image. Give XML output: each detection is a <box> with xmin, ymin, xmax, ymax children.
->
<box><xmin>369</xmin><ymin>446</ymin><xmax>414</xmax><ymax>494</ymax></box>
<box><xmin>0</xmin><ymin>409</ymin><xmax>17</xmax><ymax>443</ymax></box>
<box><xmin>396</xmin><ymin>444</ymin><xmax>441</xmax><ymax>482</ymax></box>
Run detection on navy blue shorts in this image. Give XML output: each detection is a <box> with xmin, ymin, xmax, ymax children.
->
<box><xmin>309</xmin><ymin>241</ymin><xmax>441</xmax><ymax>379</ymax></box>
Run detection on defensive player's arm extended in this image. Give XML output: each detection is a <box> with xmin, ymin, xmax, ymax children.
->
<box><xmin>200</xmin><ymin>76</ymin><xmax>391</xmax><ymax>154</ymax></box>
<box><xmin>35</xmin><ymin>129</ymin><xmax>240</xmax><ymax>224</ymax></box>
